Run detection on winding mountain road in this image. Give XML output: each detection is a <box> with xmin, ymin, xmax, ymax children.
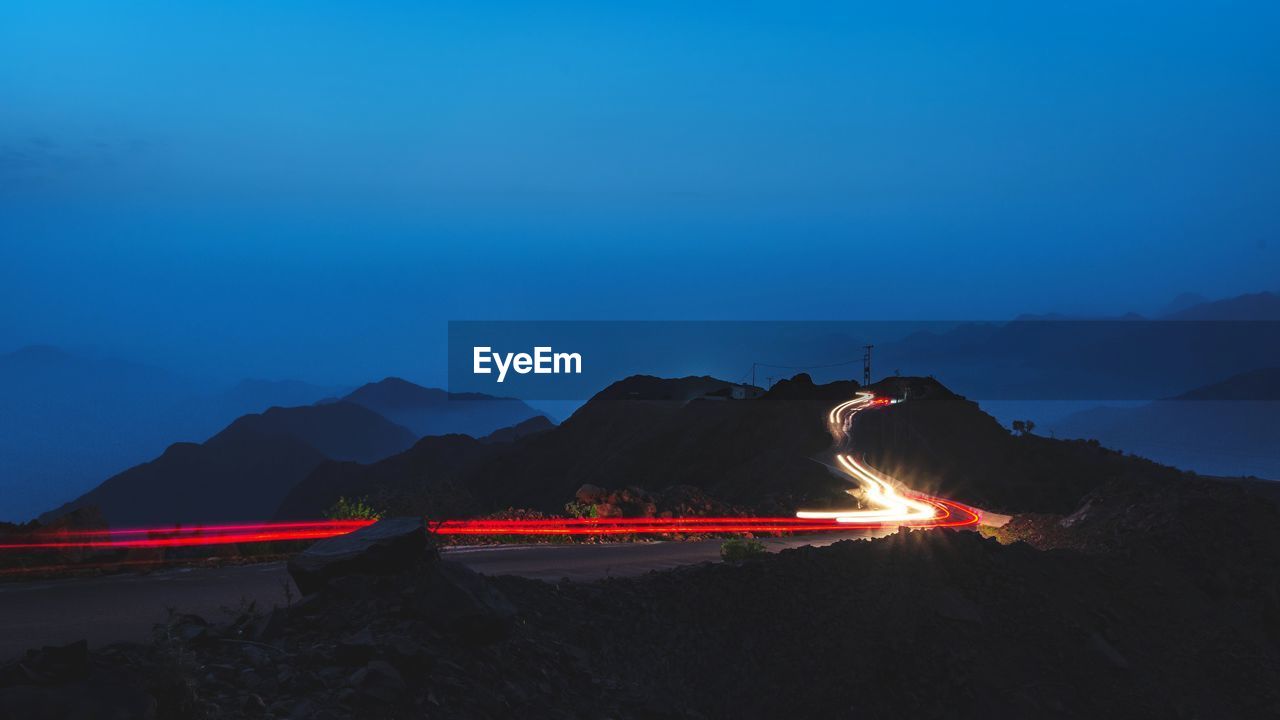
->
<box><xmin>0</xmin><ymin>391</ymin><xmax>994</xmax><ymax>659</ymax></box>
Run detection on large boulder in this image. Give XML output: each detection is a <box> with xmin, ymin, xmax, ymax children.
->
<box><xmin>288</xmin><ymin>517</ymin><xmax>432</xmax><ymax>595</ymax></box>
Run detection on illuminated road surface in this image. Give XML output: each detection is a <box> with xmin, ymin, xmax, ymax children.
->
<box><xmin>0</xmin><ymin>532</ymin><xmax>884</xmax><ymax>658</ymax></box>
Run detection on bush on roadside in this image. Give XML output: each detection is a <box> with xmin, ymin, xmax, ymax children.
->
<box><xmin>324</xmin><ymin>496</ymin><xmax>383</xmax><ymax>521</ymax></box>
<box><xmin>563</xmin><ymin>500</ymin><xmax>600</xmax><ymax>519</ymax></box>
<box><xmin>720</xmin><ymin>537</ymin><xmax>768</xmax><ymax>562</ymax></box>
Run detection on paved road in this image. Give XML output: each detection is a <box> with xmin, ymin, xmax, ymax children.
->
<box><xmin>0</xmin><ymin>531</ymin><xmax>885</xmax><ymax>660</ymax></box>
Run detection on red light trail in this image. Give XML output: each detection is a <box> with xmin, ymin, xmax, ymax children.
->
<box><xmin>0</xmin><ymin>500</ymin><xmax>978</xmax><ymax>552</ymax></box>
<box><xmin>0</xmin><ymin>393</ymin><xmax>979</xmax><ymax>555</ymax></box>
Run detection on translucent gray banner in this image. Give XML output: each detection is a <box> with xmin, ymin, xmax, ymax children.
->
<box><xmin>447</xmin><ymin>320</ymin><xmax>1280</xmax><ymax>402</ymax></box>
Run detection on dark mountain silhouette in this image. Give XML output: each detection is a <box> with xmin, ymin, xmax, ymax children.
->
<box><xmin>851</xmin><ymin>377</ymin><xmax>1186</xmax><ymax>513</ymax></box>
<box><xmin>1172</xmin><ymin>365</ymin><xmax>1280</xmax><ymax>401</ymax></box>
<box><xmin>343</xmin><ymin>377</ymin><xmax>546</xmax><ymax>438</ymax></box>
<box><xmin>461</xmin><ymin>374</ymin><xmax>860</xmax><ymax>515</ymax></box>
<box><xmin>275</xmin><ymin>416</ymin><xmax>555</xmax><ymax>520</ymax></box>
<box><xmin>278</xmin><ymin>374</ymin><xmax>857</xmax><ymax>519</ymax></box>
<box><xmin>1050</xmin><ymin>367</ymin><xmax>1280</xmax><ymax>480</ymax></box>
<box><xmin>41</xmin><ymin>402</ymin><xmax>416</xmax><ymax>526</ymax></box>
<box><xmin>478</xmin><ymin>414</ymin><xmax>555</xmax><ymax>444</ymax></box>
<box><xmin>276</xmin><ymin>373</ymin><xmax>1187</xmax><ymax>521</ymax></box>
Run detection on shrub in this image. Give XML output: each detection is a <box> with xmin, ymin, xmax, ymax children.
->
<box><xmin>720</xmin><ymin>537</ymin><xmax>768</xmax><ymax>562</ymax></box>
<box><xmin>563</xmin><ymin>500</ymin><xmax>599</xmax><ymax>519</ymax></box>
<box><xmin>325</xmin><ymin>496</ymin><xmax>383</xmax><ymax>521</ymax></box>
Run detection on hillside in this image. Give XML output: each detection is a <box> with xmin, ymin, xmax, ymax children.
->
<box><xmin>276</xmin><ymin>417</ymin><xmax>554</xmax><ymax>520</ymax></box>
<box><xmin>41</xmin><ymin>402</ymin><xmax>416</xmax><ymax>526</ymax></box>
<box><xmin>851</xmin><ymin>377</ymin><xmax>1186</xmax><ymax>513</ymax></box>
<box><xmin>276</xmin><ymin>374</ymin><xmax>856</xmax><ymax>519</ymax></box>
<box><xmin>343</xmin><ymin>378</ymin><xmax>546</xmax><ymax>438</ymax></box>
<box><xmin>277</xmin><ymin>373</ymin><xmax>1200</xmax><ymax>522</ymax></box>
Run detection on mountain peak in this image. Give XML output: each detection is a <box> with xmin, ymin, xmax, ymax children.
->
<box><xmin>345</xmin><ymin>377</ymin><xmax>447</xmax><ymax>408</ymax></box>
<box><xmin>344</xmin><ymin>377</ymin><xmax>545</xmax><ymax>438</ymax></box>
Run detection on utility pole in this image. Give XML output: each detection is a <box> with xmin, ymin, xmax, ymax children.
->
<box><xmin>862</xmin><ymin>345</ymin><xmax>874</xmax><ymax>386</ymax></box>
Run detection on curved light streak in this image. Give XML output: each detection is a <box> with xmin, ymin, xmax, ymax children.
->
<box><xmin>797</xmin><ymin>391</ymin><xmax>958</xmax><ymax>526</ymax></box>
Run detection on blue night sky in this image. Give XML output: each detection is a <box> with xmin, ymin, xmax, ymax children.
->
<box><xmin>2</xmin><ymin>1</ymin><xmax>1278</xmax><ymax>386</ymax></box>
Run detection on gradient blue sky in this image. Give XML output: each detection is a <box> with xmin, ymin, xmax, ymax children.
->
<box><xmin>2</xmin><ymin>1</ymin><xmax>1278</xmax><ymax>386</ymax></box>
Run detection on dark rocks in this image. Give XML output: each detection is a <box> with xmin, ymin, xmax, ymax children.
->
<box><xmin>0</xmin><ymin>640</ymin><xmax>89</xmax><ymax>687</ymax></box>
<box><xmin>415</xmin><ymin>561</ymin><xmax>516</xmax><ymax>643</ymax></box>
<box><xmin>287</xmin><ymin>516</ymin><xmax>432</xmax><ymax>595</ymax></box>
<box><xmin>246</xmin><ymin>607</ymin><xmax>288</xmax><ymax>642</ymax></box>
<box><xmin>168</xmin><ymin>613</ymin><xmax>212</xmax><ymax>644</ymax></box>
<box><xmin>24</xmin><ymin>482</ymin><xmax>1280</xmax><ymax>719</ymax></box>
<box><xmin>0</xmin><ymin>643</ymin><xmax>155</xmax><ymax>720</ymax></box>
<box><xmin>335</xmin><ymin>627</ymin><xmax>377</xmax><ymax>665</ymax></box>
<box><xmin>346</xmin><ymin>660</ymin><xmax>405</xmax><ymax>704</ymax></box>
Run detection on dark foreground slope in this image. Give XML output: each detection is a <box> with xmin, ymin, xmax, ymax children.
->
<box><xmin>42</xmin><ymin>402</ymin><xmax>416</xmax><ymax>526</ymax></box>
<box><xmin>9</xmin><ymin>510</ymin><xmax>1278</xmax><ymax>720</ymax></box>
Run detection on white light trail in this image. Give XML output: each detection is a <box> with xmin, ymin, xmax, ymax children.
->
<box><xmin>797</xmin><ymin>391</ymin><xmax>939</xmax><ymax>524</ymax></box>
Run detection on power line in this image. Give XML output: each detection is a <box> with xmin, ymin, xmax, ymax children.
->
<box><xmin>750</xmin><ymin>356</ymin><xmax>866</xmax><ymax>388</ymax></box>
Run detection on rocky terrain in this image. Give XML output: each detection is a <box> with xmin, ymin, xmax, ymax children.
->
<box><xmin>5</xmin><ymin>501</ymin><xmax>1279</xmax><ymax>719</ymax></box>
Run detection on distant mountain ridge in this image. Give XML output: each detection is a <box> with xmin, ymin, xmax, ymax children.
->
<box><xmin>33</xmin><ymin>373</ymin><xmax>556</xmax><ymax>526</ymax></box>
<box><xmin>0</xmin><ymin>346</ymin><xmax>552</xmax><ymax>522</ymax></box>
<box><xmin>0</xmin><ymin>346</ymin><xmax>203</xmax><ymax>523</ymax></box>
<box><xmin>343</xmin><ymin>377</ymin><xmax>547</xmax><ymax>437</ymax></box>
<box><xmin>867</xmin><ymin>291</ymin><xmax>1280</xmax><ymax>402</ymax></box>
<box><xmin>1051</xmin><ymin>366</ymin><xmax>1280</xmax><ymax>480</ymax></box>
<box><xmin>1162</xmin><ymin>291</ymin><xmax>1280</xmax><ymax>320</ymax></box>
<box><xmin>40</xmin><ymin>401</ymin><xmax>417</xmax><ymax>526</ymax></box>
